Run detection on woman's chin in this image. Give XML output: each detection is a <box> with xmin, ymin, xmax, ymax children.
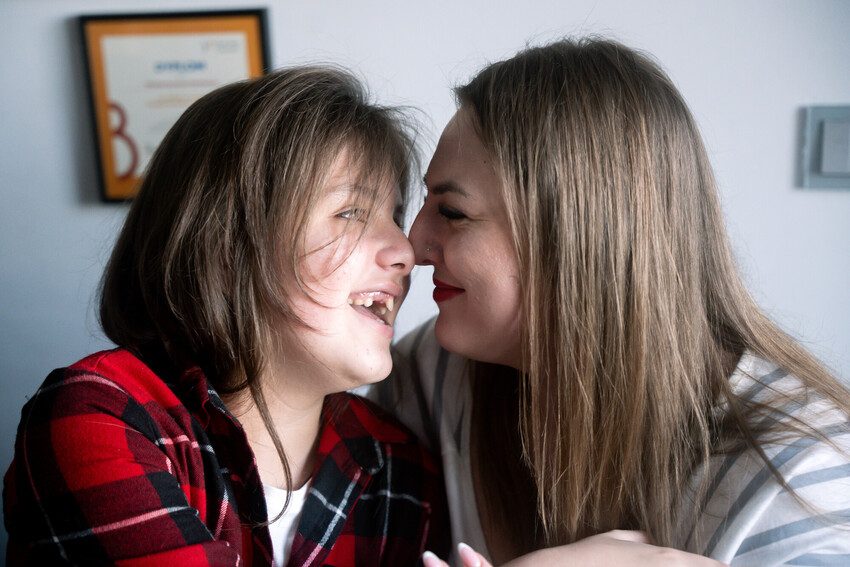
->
<box><xmin>434</xmin><ymin>316</ymin><xmax>521</xmax><ymax>368</ymax></box>
<box><xmin>433</xmin><ymin>317</ymin><xmax>483</xmax><ymax>361</ymax></box>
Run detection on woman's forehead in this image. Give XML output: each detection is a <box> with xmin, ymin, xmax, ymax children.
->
<box><xmin>426</xmin><ymin>111</ymin><xmax>495</xmax><ymax>197</ymax></box>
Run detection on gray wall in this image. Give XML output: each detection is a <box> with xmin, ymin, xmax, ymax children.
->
<box><xmin>2</xmin><ymin>0</ymin><xmax>849</xmax><ymax>557</ymax></box>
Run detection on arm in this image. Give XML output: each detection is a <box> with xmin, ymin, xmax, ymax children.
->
<box><xmin>4</xmin><ymin>371</ymin><xmax>239</xmax><ymax>566</ymax></box>
<box><xmin>423</xmin><ymin>532</ymin><xmax>728</xmax><ymax>567</ymax></box>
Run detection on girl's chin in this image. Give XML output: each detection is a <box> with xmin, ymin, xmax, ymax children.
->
<box><xmin>353</xmin><ymin>357</ymin><xmax>394</xmax><ymax>386</ymax></box>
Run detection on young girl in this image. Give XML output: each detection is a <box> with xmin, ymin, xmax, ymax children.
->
<box><xmin>377</xmin><ymin>38</ymin><xmax>850</xmax><ymax>566</ymax></box>
<box><xmin>4</xmin><ymin>67</ymin><xmax>448</xmax><ymax>566</ymax></box>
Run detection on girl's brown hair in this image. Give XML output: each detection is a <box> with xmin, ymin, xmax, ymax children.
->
<box><xmin>460</xmin><ymin>38</ymin><xmax>850</xmax><ymax>553</ymax></box>
<box><xmin>100</xmin><ymin>66</ymin><xmax>417</xmax><ymax>508</ymax></box>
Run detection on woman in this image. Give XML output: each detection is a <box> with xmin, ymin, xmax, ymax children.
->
<box><xmin>4</xmin><ymin>67</ymin><xmax>448</xmax><ymax>565</ymax></box>
<box><xmin>376</xmin><ymin>38</ymin><xmax>850</xmax><ymax>566</ymax></box>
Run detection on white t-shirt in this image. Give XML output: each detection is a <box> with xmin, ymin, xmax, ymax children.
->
<box><xmin>373</xmin><ymin>318</ymin><xmax>850</xmax><ymax>566</ymax></box>
<box><xmin>265</xmin><ymin>481</ymin><xmax>311</xmax><ymax>567</ymax></box>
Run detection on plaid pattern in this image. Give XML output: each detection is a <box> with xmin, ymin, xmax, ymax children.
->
<box><xmin>4</xmin><ymin>349</ymin><xmax>449</xmax><ymax>566</ymax></box>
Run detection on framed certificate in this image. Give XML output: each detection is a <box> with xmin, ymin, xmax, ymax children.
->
<box><xmin>80</xmin><ymin>10</ymin><xmax>269</xmax><ymax>201</ymax></box>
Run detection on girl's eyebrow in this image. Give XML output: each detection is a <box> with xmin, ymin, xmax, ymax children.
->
<box><xmin>327</xmin><ymin>185</ymin><xmax>375</xmax><ymax>200</ymax></box>
<box><xmin>328</xmin><ymin>184</ymin><xmax>360</xmax><ymax>195</ymax></box>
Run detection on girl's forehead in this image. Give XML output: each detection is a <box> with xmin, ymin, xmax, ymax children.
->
<box><xmin>323</xmin><ymin>155</ymin><xmax>398</xmax><ymax>196</ymax></box>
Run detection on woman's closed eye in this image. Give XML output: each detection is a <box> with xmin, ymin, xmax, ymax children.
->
<box><xmin>438</xmin><ymin>204</ymin><xmax>467</xmax><ymax>221</ymax></box>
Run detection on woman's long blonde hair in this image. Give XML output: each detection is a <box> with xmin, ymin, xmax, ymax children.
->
<box><xmin>461</xmin><ymin>38</ymin><xmax>850</xmax><ymax>551</ymax></box>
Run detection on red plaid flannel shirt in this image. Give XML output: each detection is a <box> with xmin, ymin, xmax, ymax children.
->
<box><xmin>4</xmin><ymin>349</ymin><xmax>449</xmax><ymax>565</ymax></box>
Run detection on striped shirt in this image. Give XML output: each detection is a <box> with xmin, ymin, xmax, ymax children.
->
<box><xmin>372</xmin><ymin>319</ymin><xmax>850</xmax><ymax>566</ymax></box>
<box><xmin>4</xmin><ymin>348</ymin><xmax>450</xmax><ymax>566</ymax></box>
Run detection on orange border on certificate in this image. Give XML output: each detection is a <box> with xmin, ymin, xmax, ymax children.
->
<box><xmin>82</xmin><ymin>14</ymin><xmax>266</xmax><ymax>200</ymax></box>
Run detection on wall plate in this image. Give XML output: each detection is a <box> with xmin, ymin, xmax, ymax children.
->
<box><xmin>801</xmin><ymin>105</ymin><xmax>850</xmax><ymax>189</ymax></box>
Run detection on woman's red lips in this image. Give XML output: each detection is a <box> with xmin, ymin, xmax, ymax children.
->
<box><xmin>433</xmin><ymin>278</ymin><xmax>464</xmax><ymax>303</ymax></box>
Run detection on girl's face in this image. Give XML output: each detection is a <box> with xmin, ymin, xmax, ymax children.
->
<box><xmin>410</xmin><ymin>109</ymin><xmax>523</xmax><ymax>368</ymax></box>
<box><xmin>278</xmin><ymin>151</ymin><xmax>414</xmax><ymax>395</ymax></box>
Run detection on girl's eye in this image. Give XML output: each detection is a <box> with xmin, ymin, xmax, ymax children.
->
<box><xmin>438</xmin><ymin>204</ymin><xmax>467</xmax><ymax>221</ymax></box>
<box><xmin>337</xmin><ymin>208</ymin><xmax>368</xmax><ymax>222</ymax></box>
<box><xmin>393</xmin><ymin>205</ymin><xmax>405</xmax><ymax>229</ymax></box>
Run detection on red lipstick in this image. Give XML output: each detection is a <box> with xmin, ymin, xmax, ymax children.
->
<box><xmin>433</xmin><ymin>277</ymin><xmax>464</xmax><ymax>303</ymax></box>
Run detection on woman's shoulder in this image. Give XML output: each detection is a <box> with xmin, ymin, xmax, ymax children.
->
<box><xmin>720</xmin><ymin>351</ymin><xmax>850</xmax><ymax>488</ymax></box>
<box><xmin>691</xmin><ymin>430</ymin><xmax>850</xmax><ymax>564</ymax></box>
<box><xmin>728</xmin><ymin>351</ymin><xmax>850</xmax><ymax>437</ymax></box>
<box><xmin>689</xmin><ymin>352</ymin><xmax>850</xmax><ymax>563</ymax></box>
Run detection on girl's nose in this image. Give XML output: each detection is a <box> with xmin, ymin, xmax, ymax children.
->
<box><xmin>378</xmin><ymin>223</ymin><xmax>415</xmax><ymax>274</ymax></box>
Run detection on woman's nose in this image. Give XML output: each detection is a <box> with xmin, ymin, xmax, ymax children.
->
<box><xmin>408</xmin><ymin>206</ymin><xmax>436</xmax><ymax>266</ymax></box>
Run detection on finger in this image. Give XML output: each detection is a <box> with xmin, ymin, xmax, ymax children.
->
<box><xmin>422</xmin><ymin>550</ymin><xmax>448</xmax><ymax>567</ymax></box>
<box><xmin>602</xmin><ymin>529</ymin><xmax>650</xmax><ymax>544</ymax></box>
<box><xmin>458</xmin><ymin>542</ymin><xmax>493</xmax><ymax>567</ymax></box>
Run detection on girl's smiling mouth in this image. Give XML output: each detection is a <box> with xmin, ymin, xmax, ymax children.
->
<box><xmin>347</xmin><ymin>289</ymin><xmax>400</xmax><ymax>337</ymax></box>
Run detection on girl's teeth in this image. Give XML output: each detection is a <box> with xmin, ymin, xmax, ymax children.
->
<box><xmin>378</xmin><ymin>307</ymin><xmax>387</xmax><ymax>316</ymax></box>
<box><xmin>348</xmin><ymin>294</ymin><xmax>395</xmax><ymax>312</ymax></box>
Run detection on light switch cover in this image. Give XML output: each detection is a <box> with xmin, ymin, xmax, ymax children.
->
<box><xmin>801</xmin><ymin>106</ymin><xmax>850</xmax><ymax>188</ymax></box>
<box><xmin>820</xmin><ymin>119</ymin><xmax>850</xmax><ymax>176</ymax></box>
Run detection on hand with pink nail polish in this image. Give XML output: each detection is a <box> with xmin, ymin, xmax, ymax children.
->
<box><xmin>422</xmin><ymin>549</ymin><xmax>448</xmax><ymax>567</ymax></box>
<box><xmin>422</xmin><ymin>542</ymin><xmax>493</xmax><ymax>567</ymax></box>
<box><xmin>457</xmin><ymin>542</ymin><xmax>491</xmax><ymax>567</ymax></box>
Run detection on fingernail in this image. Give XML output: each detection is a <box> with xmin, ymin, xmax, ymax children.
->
<box><xmin>422</xmin><ymin>550</ymin><xmax>441</xmax><ymax>567</ymax></box>
<box><xmin>457</xmin><ymin>542</ymin><xmax>481</xmax><ymax>567</ymax></box>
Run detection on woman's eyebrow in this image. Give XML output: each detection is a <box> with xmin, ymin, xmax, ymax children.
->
<box><xmin>423</xmin><ymin>176</ymin><xmax>470</xmax><ymax>197</ymax></box>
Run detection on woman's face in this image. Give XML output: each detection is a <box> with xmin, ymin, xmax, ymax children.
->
<box><xmin>410</xmin><ymin>109</ymin><xmax>523</xmax><ymax>368</ymax></box>
<box><xmin>277</xmin><ymin>151</ymin><xmax>414</xmax><ymax>396</ymax></box>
